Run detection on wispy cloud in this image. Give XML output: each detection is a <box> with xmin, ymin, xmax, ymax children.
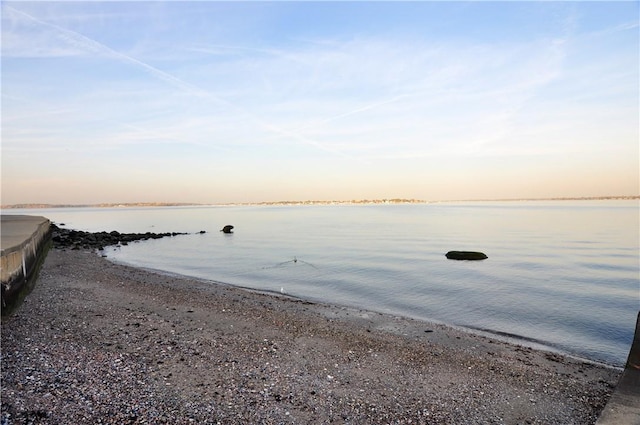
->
<box><xmin>206</xmin><ymin>34</ymin><xmax>571</xmax><ymax>161</ymax></box>
<box><xmin>2</xmin><ymin>2</ymin><xmax>636</xmax><ymax>203</ymax></box>
<box><xmin>3</xmin><ymin>5</ymin><xmax>356</xmax><ymax>159</ymax></box>
<box><xmin>3</xmin><ymin>3</ymin><xmax>571</xmax><ymax>161</ymax></box>
<box><xmin>4</xmin><ymin>6</ymin><xmax>216</xmax><ymax>98</ymax></box>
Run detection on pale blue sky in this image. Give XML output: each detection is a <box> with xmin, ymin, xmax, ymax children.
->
<box><xmin>2</xmin><ymin>1</ymin><xmax>638</xmax><ymax>204</ymax></box>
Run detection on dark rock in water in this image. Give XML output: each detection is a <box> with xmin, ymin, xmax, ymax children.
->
<box><xmin>445</xmin><ymin>251</ymin><xmax>488</xmax><ymax>261</ymax></box>
<box><xmin>221</xmin><ymin>225</ymin><xmax>234</xmax><ymax>234</ymax></box>
<box><xmin>197</xmin><ymin>230</ymin><xmax>206</xmax><ymax>234</ymax></box>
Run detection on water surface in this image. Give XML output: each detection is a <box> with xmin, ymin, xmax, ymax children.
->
<box><xmin>9</xmin><ymin>201</ymin><xmax>638</xmax><ymax>366</ymax></box>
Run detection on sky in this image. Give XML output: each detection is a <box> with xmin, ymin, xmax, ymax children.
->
<box><xmin>1</xmin><ymin>1</ymin><xmax>638</xmax><ymax>205</ymax></box>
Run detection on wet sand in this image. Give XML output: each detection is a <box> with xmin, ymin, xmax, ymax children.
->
<box><xmin>1</xmin><ymin>248</ymin><xmax>620</xmax><ymax>424</ymax></box>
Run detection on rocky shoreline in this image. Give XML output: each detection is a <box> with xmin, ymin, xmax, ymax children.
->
<box><xmin>1</xmin><ymin>247</ymin><xmax>621</xmax><ymax>424</ymax></box>
<box><xmin>51</xmin><ymin>224</ymin><xmax>202</xmax><ymax>251</ymax></box>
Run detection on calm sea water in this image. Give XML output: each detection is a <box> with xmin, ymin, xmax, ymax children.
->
<box><xmin>7</xmin><ymin>201</ymin><xmax>638</xmax><ymax>366</ymax></box>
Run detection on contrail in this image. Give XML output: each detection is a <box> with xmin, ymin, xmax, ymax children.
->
<box><xmin>4</xmin><ymin>6</ymin><xmax>356</xmax><ymax>159</ymax></box>
<box><xmin>193</xmin><ymin>43</ymin><xmax>418</xmax><ymax>149</ymax></box>
<box><xmin>189</xmin><ymin>44</ymin><xmax>305</xmax><ymax>65</ymax></box>
<box><xmin>105</xmin><ymin>120</ymin><xmax>236</xmax><ymax>152</ymax></box>
<box><xmin>4</xmin><ymin>7</ymin><xmax>215</xmax><ymax>100</ymax></box>
<box><xmin>292</xmin><ymin>93</ymin><xmax>412</xmax><ymax>134</ymax></box>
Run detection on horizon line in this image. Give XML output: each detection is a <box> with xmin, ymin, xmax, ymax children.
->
<box><xmin>2</xmin><ymin>195</ymin><xmax>639</xmax><ymax>210</ymax></box>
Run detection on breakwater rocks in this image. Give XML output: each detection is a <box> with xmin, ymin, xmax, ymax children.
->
<box><xmin>51</xmin><ymin>224</ymin><xmax>194</xmax><ymax>250</ymax></box>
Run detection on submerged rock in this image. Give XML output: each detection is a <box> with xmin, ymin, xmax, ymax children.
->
<box><xmin>445</xmin><ymin>251</ymin><xmax>488</xmax><ymax>261</ymax></box>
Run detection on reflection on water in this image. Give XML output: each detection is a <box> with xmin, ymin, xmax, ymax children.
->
<box><xmin>9</xmin><ymin>201</ymin><xmax>639</xmax><ymax>366</ymax></box>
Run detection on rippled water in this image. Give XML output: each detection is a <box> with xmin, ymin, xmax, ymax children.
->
<box><xmin>10</xmin><ymin>201</ymin><xmax>638</xmax><ymax>366</ymax></box>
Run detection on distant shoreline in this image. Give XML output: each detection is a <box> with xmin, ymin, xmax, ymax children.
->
<box><xmin>1</xmin><ymin>195</ymin><xmax>638</xmax><ymax>209</ymax></box>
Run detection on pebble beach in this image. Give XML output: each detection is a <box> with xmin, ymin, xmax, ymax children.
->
<box><xmin>1</xmin><ymin>248</ymin><xmax>620</xmax><ymax>424</ymax></box>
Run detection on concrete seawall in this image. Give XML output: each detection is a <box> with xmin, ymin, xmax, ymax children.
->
<box><xmin>1</xmin><ymin>215</ymin><xmax>51</xmax><ymax>314</ymax></box>
<box><xmin>596</xmin><ymin>311</ymin><xmax>640</xmax><ymax>424</ymax></box>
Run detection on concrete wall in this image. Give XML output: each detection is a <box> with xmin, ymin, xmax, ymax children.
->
<box><xmin>1</xmin><ymin>215</ymin><xmax>51</xmax><ymax>313</ymax></box>
<box><xmin>596</xmin><ymin>311</ymin><xmax>640</xmax><ymax>424</ymax></box>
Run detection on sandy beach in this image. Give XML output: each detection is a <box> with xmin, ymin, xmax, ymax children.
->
<box><xmin>1</xmin><ymin>248</ymin><xmax>620</xmax><ymax>424</ymax></box>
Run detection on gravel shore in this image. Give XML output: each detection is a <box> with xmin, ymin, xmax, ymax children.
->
<box><xmin>1</xmin><ymin>248</ymin><xmax>620</xmax><ymax>424</ymax></box>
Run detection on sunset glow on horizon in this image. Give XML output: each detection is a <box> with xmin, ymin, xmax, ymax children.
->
<box><xmin>2</xmin><ymin>1</ymin><xmax>638</xmax><ymax>205</ymax></box>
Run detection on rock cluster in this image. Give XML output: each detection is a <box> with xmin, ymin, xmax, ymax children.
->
<box><xmin>51</xmin><ymin>224</ymin><xmax>191</xmax><ymax>250</ymax></box>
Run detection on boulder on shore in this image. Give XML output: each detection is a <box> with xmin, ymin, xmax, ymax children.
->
<box><xmin>445</xmin><ymin>251</ymin><xmax>488</xmax><ymax>261</ymax></box>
